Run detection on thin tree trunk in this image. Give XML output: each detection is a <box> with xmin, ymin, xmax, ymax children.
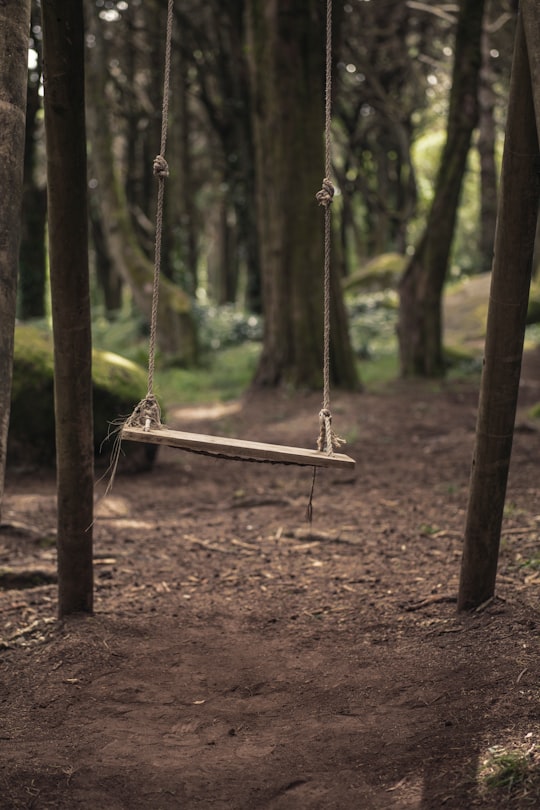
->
<box><xmin>398</xmin><ymin>0</ymin><xmax>485</xmax><ymax>377</ymax></box>
<box><xmin>477</xmin><ymin>8</ymin><xmax>498</xmax><ymax>275</ymax></box>
<box><xmin>458</xmin><ymin>7</ymin><xmax>540</xmax><ymax>611</ymax></box>
<box><xmin>42</xmin><ymin>0</ymin><xmax>94</xmax><ymax>616</ymax></box>
<box><xmin>0</xmin><ymin>0</ymin><xmax>31</xmax><ymax>522</ymax></box>
<box><xmin>522</xmin><ymin>0</ymin><xmax>540</xmax><ymax>279</ymax></box>
<box><xmin>89</xmin><ymin>196</ymin><xmax>123</xmax><ymax>314</ymax></box>
<box><xmin>19</xmin><ymin>12</ymin><xmax>47</xmax><ymax>321</ymax></box>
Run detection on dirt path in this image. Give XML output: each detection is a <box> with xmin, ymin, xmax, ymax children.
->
<box><xmin>1</xmin><ymin>357</ymin><xmax>540</xmax><ymax>808</ymax></box>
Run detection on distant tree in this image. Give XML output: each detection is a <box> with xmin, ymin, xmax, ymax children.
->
<box><xmin>42</xmin><ymin>0</ymin><xmax>94</xmax><ymax>616</ymax></box>
<box><xmin>335</xmin><ymin>1</ymin><xmax>427</xmax><ymax>264</ymax></box>
<box><xmin>398</xmin><ymin>0</ymin><xmax>486</xmax><ymax>377</ymax></box>
<box><xmin>0</xmin><ymin>0</ymin><xmax>31</xmax><ymax>520</ymax></box>
<box><xmin>175</xmin><ymin>0</ymin><xmax>261</xmax><ymax>311</ymax></box>
<box><xmin>19</xmin><ymin>1</ymin><xmax>47</xmax><ymax>320</ymax></box>
<box><xmin>477</xmin><ymin>2</ymin><xmax>516</xmax><ymax>275</ymax></box>
<box><xmin>245</xmin><ymin>0</ymin><xmax>358</xmax><ymax>390</ymax></box>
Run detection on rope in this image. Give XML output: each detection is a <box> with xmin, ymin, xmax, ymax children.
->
<box><xmin>127</xmin><ymin>0</ymin><xmax>174</xmax><ymax>432</ymax></box>
<box><xmin>315</xmin><ymin>0</ymin><xmax>344</xmax><ymax>456</ymax></box>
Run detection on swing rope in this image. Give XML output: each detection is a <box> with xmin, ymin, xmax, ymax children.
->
<box><xmin>126</xmin><ymin>0</ymin><xmax>344</xmax><ymax>459</ymax></box>
<box><xmin>316</xmin><ymin>0</ymin><xmax>345</xmax><ymax>455</ymax></box>
<box><xmin>125</xmin><ymin>0</ymin><xmax>174</xmax><ymax>433</ymax></box>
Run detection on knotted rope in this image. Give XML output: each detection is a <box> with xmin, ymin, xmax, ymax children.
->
<box><xmin>126</xmin><ymin>0</ymin><xmax>174</xmax><ymax>431</ymax></box>
<box><xmin>315</xmin><ymin>0</ymin><xmax>345</xmax><ymax>457</ymax></box>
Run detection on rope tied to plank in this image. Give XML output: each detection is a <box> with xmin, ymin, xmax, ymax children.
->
<box><xmin>318</xmin><ymin>408</ymin><xmax>345</xmax><ymax>454</ymax></box>
<box><xmin>124</xmin><ymin>394</ymin><xmax>162</xmax><ymax>431</ymax></box>
<box><xmin>314</xmin><ymin>0</ymin><xmax>345</xmax><ymax>457</ymax></box>
<box><xmin>126</xmin><ymin>0</ymin><xmax>174</xmax><ymax>431</ymax></box>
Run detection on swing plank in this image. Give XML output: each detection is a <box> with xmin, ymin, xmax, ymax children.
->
<box><xmin>122</xmin><ymin>425</ymin><xmax>355</xmax><ymax>469</ymax></box>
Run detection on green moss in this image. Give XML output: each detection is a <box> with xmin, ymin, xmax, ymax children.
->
<box><xmin>343</xmin><ymin>253</ymin><xmax>406</xmax><ymax>293</ymax></box>
<box><xmin>529</xmin><ymin>402</ymin><xmax>540</xmax><ymax>420</ymax></box>
<box><xmin>9</xmin><ymin>325</ymin><xmax>158</xmax><ymax>469</ymax></box>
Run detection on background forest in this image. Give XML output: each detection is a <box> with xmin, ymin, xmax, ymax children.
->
<box><xmin>3</xmin><ymin>5</ymin><xmax>540</xmax><ymax>804</ymax></box>
<box><xmin>16</xmin><ymin>0</ymin><xmax>525</xmax><ymax>403</ymax></box>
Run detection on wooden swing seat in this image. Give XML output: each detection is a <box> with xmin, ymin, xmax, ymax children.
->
<box><xmin>122</xmin><ymin>425</ymin><xmax>355</xmax><ymax>469</ymax></box>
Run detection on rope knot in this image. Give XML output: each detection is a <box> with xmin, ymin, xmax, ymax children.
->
<box><xmin>317</xmin><ymin>408</ymin><xmax>346</xmax><ymax>454</ymax></box>
<box><xmin>125</xmin><ymin>394</ymin><xmax>162</xmax><ymax>432</ymax></box>
<box><xmin>315</xmin><ymin>177</ymin><xmax>334</xmax><ymax>208</ymax></box>
<box><xmin>153</xmin><ymin>154</ymin><xmax>169</xmax><ymax>178</ymax></box>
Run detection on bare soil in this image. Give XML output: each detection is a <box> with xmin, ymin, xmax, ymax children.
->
<box><xmin>2</xmin><ymin>353</ymin><xmax>540</xmax><ymax>809</ymax></box>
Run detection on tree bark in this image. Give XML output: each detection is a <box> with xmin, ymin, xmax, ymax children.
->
<box><xmin>0</xmin><ymin>0</ymin><xmax>31</xmax><ymax>522</ymax></box>
<box><xmin>477</xmin><ymin>7</ymin><xmax>498</xmax><ymax>275</ymax></box>
<box><xmin>458</xmin><ymin>7</ymin><xmax>540</xmax><ymax>611</ymax></box>
<box><xmin>19</xmin><ymin>10</ymin><xmax>47</xmax><ymax>321</ymax></box>
<box><xmin>246</xmin><ymin>0</ymin><xmax>358</xmax><ymax>390</ymax></box>
<box><xmin>42</xmin><ymin>0</ymin><xmax>94</xmax><ymax>616</ymax></box>
<box><xmin>398</xmin><ymin>0</ymin><xmax>485</xmax><ymax>377</ymax></box>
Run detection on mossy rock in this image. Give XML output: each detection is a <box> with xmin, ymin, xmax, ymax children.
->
<box><xmin>343</xmin><ymin>253</ymin><xmax>407</xmax><ymax>293</ymax></box>
<box><xmin>8</xmin><ymin>324</ymin><xmax>159</xmax><ymax>471</ymax></box>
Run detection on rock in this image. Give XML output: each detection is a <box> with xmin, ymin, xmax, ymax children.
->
<box><xmin>8</xmin><ymin>324</ymin><xmax>158</xmax><ymax>472</ymax></box>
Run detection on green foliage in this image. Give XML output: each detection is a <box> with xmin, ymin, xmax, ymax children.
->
<box><xmin>480</xmin><ymin>746</ymin><xmax>537</xmax><ymax>794</ymax></box>
<box><xmin>410</xmin><ymin>128</ymin><xmax>484</xmax><ymax>275</ymax></box>
<box><xmin>346</xmin><ymin>290</ymin><xmax>399</xmax><ymax>361</ymax></box>
<box><xmin>155</xmin><ymin>343</ymin><xmax>261</xmax><ymax>405</ymax></box>
<box><xmin>91</xmin><ymin>307</ymin><xmax>151</xmax><ymax>367</ymax></box>
<box><xmin>194</xmin><ymin>303</ymin><xmax>263</xmax><ymax>352</ymax></box>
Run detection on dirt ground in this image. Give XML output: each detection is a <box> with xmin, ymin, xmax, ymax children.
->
<box><xmin>2</xmin><ymin>352</ymin><xmax>540</xmax><ymax>809</ymax></box>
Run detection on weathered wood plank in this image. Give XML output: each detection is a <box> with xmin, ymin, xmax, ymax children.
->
<box><xmin>122</xmin><ymin>426</ymin><xmax>355</xmax><ymax>469</ymax></box>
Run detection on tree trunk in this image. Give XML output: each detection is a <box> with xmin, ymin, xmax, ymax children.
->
<box><xmin>522</xmin><ymin>0</ymin><xmax>540</xmax><ymax>280</ymax></box>
<box><xmin>0</xmin><ymin>0</ymin><xmax>31</xmax><ymax>522</ymax></box>
<box><xmin>398</xmin><ymin>0</ymin><xmax>485</xmax><ymax>377</ymax></box>
<box><xmin>477</xmin><ymin>6</ymin><xmax>499</xmax><ymax>275</ymax></box>
<box><xmin>246</xmin><ymin>0</ymin><xmax>358</xmax><ymax>390</ymax></box>
<box><xmin>42</xmin><ymin>0</ymin><xmax>94</xmax><ymax>616</ymax></box>
<box><xmin>458</xmin><ymin>7</ymin><xmax>540</xmax><ymax>611</ymax></box>
<box><xmin>165</xmin><ymin>40</ymin><xmax>199</xmax><ymax>296</ymax></box>
<box><xmin>89</xmin><ymin>195</ymin><xmax>123</xmax><ymax>314</ymax></box>
<box><xmin>19</xmin><ymin>12</ymin><xmax>47</xmax><ymax>321</ymax></box>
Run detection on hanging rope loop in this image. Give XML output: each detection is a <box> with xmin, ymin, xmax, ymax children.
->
<box><xmin>125</xmin><ymin>394</ymin><xmax>162</xmax><ymax>433</ymax></box>
<box><xmin>318</xmin><ymin>408</ymin><xmax>346</xmax><ymax>455</ymax></box>
<box><xmin>312</xmin><ymin>0</ymin><xmax>346</xmax><ymax>457</ymax></box>
<box><xmin>153</xmin><ymin>154</ymin><xmax>170</xmax><ymax>178</ymax></box>
<box><xmin>316</xmin><ymin>177</ymin><xmax>334</xmax><ymax>208</ymax></box>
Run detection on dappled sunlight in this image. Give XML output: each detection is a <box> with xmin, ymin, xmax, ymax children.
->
<box><xmin>168</xmin><ymin>400</ymin><xmax>243</xmax><ymax>423</ymax></box>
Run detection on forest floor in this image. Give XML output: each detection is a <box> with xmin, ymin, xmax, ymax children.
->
<box><xmin>1</xmin><ymin>347</ymin><xmax>540</xmax><ymax>809</ymax></box>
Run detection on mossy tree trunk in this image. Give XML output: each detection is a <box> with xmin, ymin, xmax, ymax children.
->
<box><xmin>0</xmin><ymin>0</ymin><xmax>31</xmax><ymax>522</ymax></box>
<box><xmin>458</xmin><ymin>5</ymin><xmax>540</xmax><ymax>611</ymax></box>
<box><xmin>398</xmin><ymin>0</ymin><xmax>485</xmax><ymax>377</ymax></box>
<box><xmin>245</xmin><ymin>0</ymin><xmax>357</xmax><ymax>390</ymax></box>
<box><xmin>42</xmin><ymin>0</ymin><xmax>94</xmax><ymax>616</ymax></box>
